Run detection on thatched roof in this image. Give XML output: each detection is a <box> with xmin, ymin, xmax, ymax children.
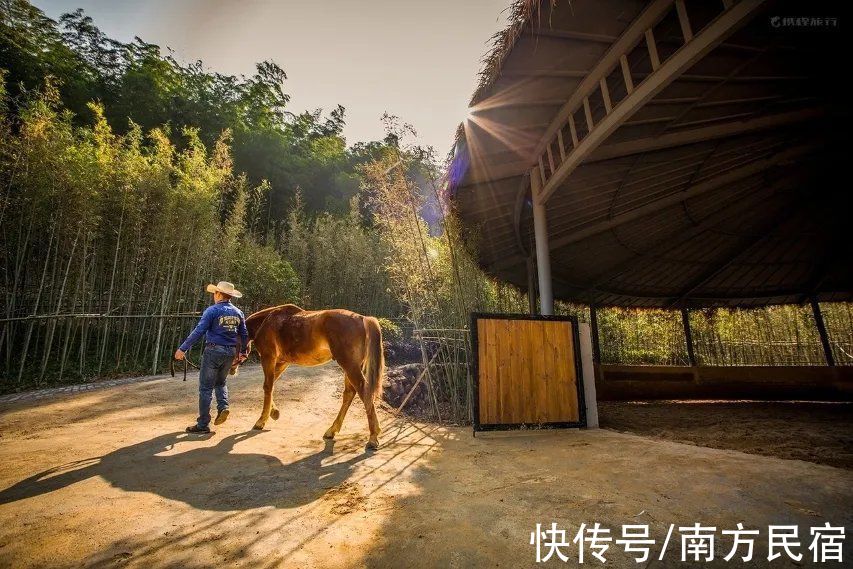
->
<box><xmin>448</xmin><ymin>0</ymin><xmax>851</xmax><ymax>308</ymax></box>
<box><xmin>471</xmin><ymin>1</ymin><xmax>555</xmax><ymax>106</ymax></box>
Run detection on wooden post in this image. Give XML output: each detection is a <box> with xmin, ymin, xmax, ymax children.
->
<box><xmin>577</xmin><ymin>322</ymin><xmax>599</xmax><ymax>428</ymax></box>
<box><xmin>645</xmin><ymin>28</ymin><xmax>660</xmax><ymax>70</ymax></box>
<box><xmin>810</xmin><ymin>298</ymin><xmax>835</xmax><ymax>366</ymax></box>
<box><xmin>589</xmin><ymin>305</ymin><xmax>601</xmax><ymax>364</ymax></box>
<box><xmin>675</xmin><ymin>0</ymin><xmax>693</xmax><ymax>42</ymax></box>
<box><xmin>620</xmin><ymin>54</ymin><xmax>634</xmax><ymax>94</ymax></box>
<box><xmin>681</xmin><ymin>307</ymin><xmax>697</xmax><ymax>366</ymax></box>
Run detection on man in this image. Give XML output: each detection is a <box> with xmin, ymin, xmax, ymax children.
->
<box><xmin>175</xmin><ymin>281</ymin><xmax>249</xmax><ymax>434</ymax></box>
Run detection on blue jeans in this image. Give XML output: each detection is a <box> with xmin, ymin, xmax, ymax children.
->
<box><xmin>197</xmin><ymin>344</ymin><xmax>235</xmax><ymax>428</ymax></box>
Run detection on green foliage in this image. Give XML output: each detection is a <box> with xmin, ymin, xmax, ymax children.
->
<box><xmin>375</xmin><ymin>318</ymin><xmax>402</xmax><ymax>343</ymax></box>
<box><xmin>598</xmin><ymin>308</ymin><xmax>688</xmax><ymax>365</ymax></box>
<box><xmin>0</xmin><ymin>1</ymin><xmax>381</xmax><ymax>223</ymax></box>
<box><xmin>362</xmin><ymin>152</ymin><xmax>527</xmax><ymax>331</ymax></box>
<box><xmin>2</xmin><ymin>0</ymin><xmax>850</xmax><ymax>402</ymax></box>
<box><xmin>0</xmin><ymin>69</ymin><xmax>401</xmax><ymax>389</ymax></box>
<box><xmin>0</xmin><ymin>74</ymin><xmax>273</xmax><ymax>386</ymax></box>
<box><xmin>280</xmin><ymin>192</ymin><xmax>399</xmax><ymax>316</ymax></box>
<box><xmin>230</xmin><ymin>241</ymin><xmax>301</xmax><ymax>309</ymax></box>
<box><xmin>590</xmin><ymin>303</ymin><xmax>853</xmax><ymax>367</ymax></box>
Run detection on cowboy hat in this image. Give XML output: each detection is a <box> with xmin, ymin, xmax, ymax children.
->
<box><xmin>205</xmin><ymin>281</ymin><xmax>243</xmax><ymax>298</ymax></box>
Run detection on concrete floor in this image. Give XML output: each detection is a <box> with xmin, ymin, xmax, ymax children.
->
<box><xmin>0</xmin><ymin>363</ymin><xmax>850</xmax><ymax>568</ymax></box>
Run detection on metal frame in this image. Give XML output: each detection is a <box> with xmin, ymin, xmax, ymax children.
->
<box><xmin>470</xmin><ymin>312</ymin><xmax>587</xmax><ymax>433</ymax></box>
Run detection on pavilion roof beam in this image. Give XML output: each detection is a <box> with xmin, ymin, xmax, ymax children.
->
<box><xmin>530</xmin><ymin>29</ymin><xmax>620</xmax><ymax>44</ymax></box>
<box><xmin>537</xmin><ymin>0</ymin><xmax>768</xmax><ymax>205</ymax></box>
<box><xmin>530</xmin><ymin>0</ymin><xmax>676</xmax><ymax>163</ymax></box>
<box><xmin>487</xmin><ymin>173</ymin><xmax>762</xmax><ymax>274</ymax></box>
<box><xmin>488</xmin><ymin>140</ymin><xmax>800</xmax><ymax>270</ymax></box>
<box><xmin>586</xmin><ymin>108</ymin><xmax>820</xmax><ymax>163</ymax></box>
<box><xmin>664</xmin><ymin>205</ymin><xmax>803</xmax><ymax>307</ymax></box>
<box><xmin>543</xmin><ymin>137</ymin><xmax>790</xmax><ymax>221</ymax></box>
<box><xmin>568</xmin><ymin>286</ymin><xmax>821</xmax><ymax>304</ymax></box>
<box><xmin>639</xmin><ymin>74</ymin><xmax>809</xmax><ymax>82</ymax></box>
<box><xmin>546</xmin><ymin>271</ymin><xmax>830</xmax><ymax>305</ymax></box>
<box><xmin>545</xmin><ymin>143</ymin><xmax>815</xmax><ymax>253</ymax></box>
<box><xmin>499</xmin><ymin>69</ymin><xmax>589</xmax><ymax>79</ymax></box>
<box><xmin>578</xmin><ymin>181</ymin><xmax>775</xmax><ymax>296</ymax></box>
<box><xmin>653</xmin><ymin>46</ymin><xmax>770</xmax><ymax>138</ymax></box>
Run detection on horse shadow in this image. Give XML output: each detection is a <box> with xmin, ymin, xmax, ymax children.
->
<box><xmin>0</xmin><ymin>431</ymin><xmax>369</xmax><ymax>511</ymax></box>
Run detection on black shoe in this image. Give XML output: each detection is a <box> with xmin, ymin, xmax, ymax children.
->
<box><xmin>186</xmin><ymin>425</ymin><xmax>211</xmax><ymax>434</ymax></box>
<box><xmin>214</xmin><ymin>408</ymin><xmax>229</xmax><ymax>425</ymax></box>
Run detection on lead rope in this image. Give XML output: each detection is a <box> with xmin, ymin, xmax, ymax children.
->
<box><xmin>233</xmin><ymin>308</ymin><xmax>278</xmax><ymax>368</ymax></box>
<box><xmin>170</xmin><ymin>350</ymin><xmax>200</xmax><ymax>381</ymax></box>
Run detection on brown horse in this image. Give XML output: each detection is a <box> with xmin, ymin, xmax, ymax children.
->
<box><xmin>235</xmin><ymin>304</ymin><xmax>385</xmax><ymax>450</ymax></box>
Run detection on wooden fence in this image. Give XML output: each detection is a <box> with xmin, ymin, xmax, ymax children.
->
<box><xmin>1</xmin><ymin>313</ymin><xmax>203</xmax><ymax>389</ymax></box>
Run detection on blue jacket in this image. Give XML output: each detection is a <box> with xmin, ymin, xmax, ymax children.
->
<box><xmin>179</xmin><ymin>300</ymin><xmax>249</xmax><ymax>353</ymax></box>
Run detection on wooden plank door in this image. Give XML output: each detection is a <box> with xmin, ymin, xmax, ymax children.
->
<box><xmin>472</xmin><ymin>314</ymin><xmax>585</xmax><ymax>431</ymax></box>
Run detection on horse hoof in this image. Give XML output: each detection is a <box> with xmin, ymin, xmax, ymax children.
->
<box><xmin>366</xmin><ymin>439</ymin><xmax>379</xmax><ymax>451</ymax></box>
<box><xmin>270</xmin><ymin>408</ymin><xmax>280</xmax><ymax>420</ymax></box>
<box><xmin>323</xmin><ymin>430</ymin><xmax>335</xmax><ymax>440</ymax></box>
<box><xmin>252</xmin><ymin>422</ymin><xmax>265</xmax><ymax>430</ymax></box>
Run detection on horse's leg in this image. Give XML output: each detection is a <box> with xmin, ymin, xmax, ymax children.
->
<box><xmin>253</xmin><ymin>359</ymin><xmax>288</xmax><ymax>430</ymax></box>
<box><xmin>269</xmin><ymin>363</ymin><xmax>285</xmax><ymax>421</ymax></box>
<box><xmin>323</xmin><ymin>374</ymin><xmax>357</xmax><ymax>440</ymax></box>
<box><xmin>342</xmin><ymin>363</ymin><xmax>381</xmax><ymax>450</ymax></box>
<box><xmin>360</xmin><ymin>379</ymin><xmax>382</xmax><ymax>450</ymax></box>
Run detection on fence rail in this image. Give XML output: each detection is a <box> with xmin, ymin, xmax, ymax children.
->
<box><xmin>412</xmin><ymin>328</ymin><xmax>471</xmax><ymax>424</ymax></box>
<box><xmin>3</xmin><ymin>305</ymin><xmax>852</xmax><ymax>397</ymax></box>
<box><xmin>0</xmin><ymin>313</ymin><xmax>208</xmax><ymax>390</ymax></box>
<box><xmin>0</xmin><ymin>313</ymin><xmax>202</xmax><ymax>323</ymax></box>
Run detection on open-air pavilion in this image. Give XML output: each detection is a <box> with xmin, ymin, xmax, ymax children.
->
<box><xmin>448</xmin><ymin>0</ymin><xmax>851</xmax><ymax>399</ymax></box>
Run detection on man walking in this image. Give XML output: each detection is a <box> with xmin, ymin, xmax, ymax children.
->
<box><xmin>175</xmin><ymin>281</ymin><xmax>249</xmax><ymax>434</ymax></box>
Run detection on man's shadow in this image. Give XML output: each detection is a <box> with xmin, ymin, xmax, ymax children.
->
<box><xmin>0</xmin><ymin>431</ymin><xmax>368</xmax><ymax>511</ymax></box>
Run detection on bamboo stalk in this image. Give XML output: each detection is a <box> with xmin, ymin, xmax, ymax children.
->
<box><xmin>39</xmin><ymin>226</ymin><xmax>80</xmax><ymax>381</ymax></box>
<box><xmin>17</xmin><ymin>220</ymin><xmax>55</xmax><ymax>383</ymax></box>
<box><xmin>97</xmin><ymin>202</ymin><xmax>124</xmax><ymax>376</ymax></box>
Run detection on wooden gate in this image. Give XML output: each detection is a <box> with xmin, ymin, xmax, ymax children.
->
<box><xmin>471</xmin><ymin>313</ymin><xmax>585</xmax><ymax>431</ymax></box>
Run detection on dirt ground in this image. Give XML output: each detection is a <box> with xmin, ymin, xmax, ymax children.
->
<box><xmin>600</xmin><ymin>400</ymin><xmax>853</xmax><ymax>469</ymax></box>
<box><xmin>0</xmin><ymin>364</ymin><xmax>851</xmax><ymax>568</ymax></box>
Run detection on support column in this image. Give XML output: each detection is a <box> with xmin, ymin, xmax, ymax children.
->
<box><xmin>681</xmin><ymin>308</ymin><xmax>697</xmax><ymax>367</ymax></box>
<box><xmin>810</xmin><ymin>298</ymin><xmax>835</xmax><ymax>366</ymax></box>
<box><xmin>589</xmin><ymin>304</ymin><xmax>601</xmax><ymax>364</ymax></box>
<box><xmin>530</xmin><ymin>168</ymin><xmax>553</xmax><ymax>315</ymax></box>
<box><xmin>577</xmin><ymin>322</ymin><xmax>599</xmax><ymax>429</ymax></box>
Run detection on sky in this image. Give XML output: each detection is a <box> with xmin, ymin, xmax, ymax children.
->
<box><xmin>34</xmin><ymin>0</ymin><xmax>512</xmax><ymax>156</ymax></box>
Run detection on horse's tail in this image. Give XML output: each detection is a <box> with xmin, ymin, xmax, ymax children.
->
<box><xmin>362</xmin><ymin>316</ymin><xmax>385</xmax><ymax>401</ymax></box>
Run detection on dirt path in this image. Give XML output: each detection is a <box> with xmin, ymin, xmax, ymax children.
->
<box><xmin>600</xmin><ymin>400</ymin><xmax>853</xmax><ymax>469</ymax></box>
<box><xmin>1</xmin><ymin>364</ymin><xmax>851</xmax><ymax>568</ymax></box>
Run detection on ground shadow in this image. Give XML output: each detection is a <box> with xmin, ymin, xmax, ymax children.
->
<box><xmin>0</xmin><ymin>431</ymin><xmax>369</xmax><ymax>510</ymax></box>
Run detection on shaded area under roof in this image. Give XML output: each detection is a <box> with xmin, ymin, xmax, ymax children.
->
<box><xmin>448</xmin><ymin>0</ymin><xmax>851</xmax><ymax>308</ymax></box>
